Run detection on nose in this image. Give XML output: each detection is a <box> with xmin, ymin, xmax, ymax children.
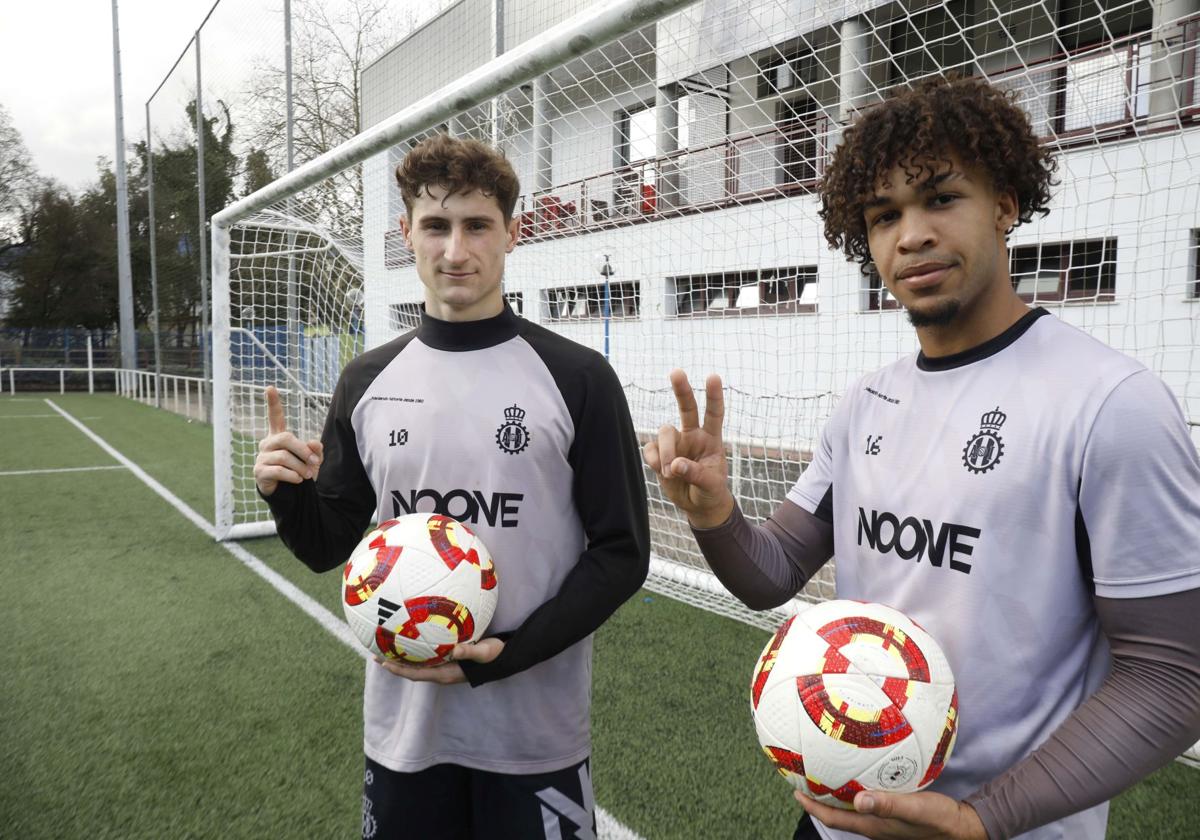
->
<box><xmin>896</xmin><ymin>209</ymin><xmax>936</xmax><ymax>254</ymax></box>
<box><xmin>444</xmin><ymin>226</ymin><xmax>468</xmax><ymax>263</ymax></box>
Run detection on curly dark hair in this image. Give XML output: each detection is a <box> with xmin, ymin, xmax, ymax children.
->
<box><xmin>395</xmin><ymin>133</ymin><xmax>521</xmax><ymax>220</ymax></box>
<box><xmin>818</xmin><ymin>76</ymin><xmax>1057</xmax><ymax>270</ymax></box>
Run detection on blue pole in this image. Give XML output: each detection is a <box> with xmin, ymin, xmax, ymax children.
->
<box><xmin>603</xmin><ymin>276</ymin><xmax>611</xmax><ymax>360</ymax></box>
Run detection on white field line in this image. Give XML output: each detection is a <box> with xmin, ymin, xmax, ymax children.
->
<box><xmin>0</xmin><ymin>414</ymin><xmax>102</xmax><ymax>419</ymax></box>
<box><xmin>44</xmin><ymin>397</ymin><xmax>646</xmax><ymax>840</ymax></box>
<box><xmin>44</xmin><ymin>397</ymin><xmax>362</xmax><ymax>656</ymax></box>
<box><xmin>0</xmin><ymin>465</ymin><xmax>127</xmax><ymax>477</ymax></box>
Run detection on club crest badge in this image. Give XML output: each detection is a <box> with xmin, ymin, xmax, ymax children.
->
<box><xmin>495</xmin><ymin>404</ymin><xmax>531</xmax><ymax>454</ymax></box>
<box><xmin>962</xmin><ymin>407</ymin><xmax>1006</xmax><ymax>474</ymax></box>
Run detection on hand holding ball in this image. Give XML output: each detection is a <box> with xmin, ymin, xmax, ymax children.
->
<box><xmin>751</xmin><ymin>600</ymin><xmax>958</xmax><ymax>809</ymax></box>
<box><xmin>342</xmin><ymin>513</ymin><xmax>498</xmax><ymax>665</ymax></box>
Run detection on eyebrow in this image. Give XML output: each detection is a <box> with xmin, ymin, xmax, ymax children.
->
<box><xmin>865</xmin><ymin>170</ymin><xmax>966</xmax><ymax>209</ymax></box>
<box><xmin>418</xmin><ymin>215</ymin><xmax>496</xmax><ymax>225</ymax></box>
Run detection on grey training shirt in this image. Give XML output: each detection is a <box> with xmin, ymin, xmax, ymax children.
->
<box><xmin>266</xmin><ymin>304</ymin><xmax>649</xmax><ymax>774</ymax></box>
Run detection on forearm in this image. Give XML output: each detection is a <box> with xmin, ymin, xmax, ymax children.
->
<box><xmin>263</xmin><ymin>479</ymin><xmax>373</xmax><ymax>572</ymax></box>
<box><xmin>459</xmin><ymin>525</ymin><xmax>649</xmax><ymax>686</ymax></box>
<box><xmin>691</xmin><ymin>500</ymin><xmax>832</xmax><ymax>610</ymax></box>
<box><xmin>965</xmin><ymin>587</ymin><xmax>1200</xmax><ymax>839</ymax></box>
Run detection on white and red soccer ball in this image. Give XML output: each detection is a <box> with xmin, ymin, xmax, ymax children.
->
<box><xmin>751</xmin><ymin>600</ymin><xmax>958</xmax><ymax>808</ymax></box>
<box><xmin>342</xmin><ymin>513</ymin><xmax>498</xmax><ymax>665</ymax></box>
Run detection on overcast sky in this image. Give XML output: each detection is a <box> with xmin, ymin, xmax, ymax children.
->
<box><xmin>0</xmin><ymin>0</ymin><xmax>231</xmax><ymax>191</ymax></box>
<box><xmin>0</xmin><ymin>0</ymin><xmax>432</xmax><ymax>193</ymax></box>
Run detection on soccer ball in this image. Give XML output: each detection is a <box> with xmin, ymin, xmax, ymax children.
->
<box><xmin>750</xmin><ymin>600</ymin><xmax>958</xmax><ymax>808</ymax></box>
<box><xmin>342</xmin><ymin>513</ymin><xmax>498</xmax><ymax>665</ymax></box>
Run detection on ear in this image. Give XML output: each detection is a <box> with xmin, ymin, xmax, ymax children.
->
<box><xmin>398</xmin><ymin>215</ymin><xmax>413</xmax><ymax>249</ymax></box>
<box><xmin>995</xmin><ymin>187</ymin><xmax>1019</xmax><ymax>235</ymax></box>
<box><xmin>505</xmin><ymin>215</ymin><xmax>520</xmax><ymax>253</ymax></box>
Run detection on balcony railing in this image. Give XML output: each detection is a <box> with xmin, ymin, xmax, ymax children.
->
<box><xmin>380</xmin><ymin>19</ymin><xmax>1198</xmax><ymax>266</ymax></box>
<box><xmin>508</xmin><ymin>117</ymin><xmax>836</xmax><ymax>245</ymax></box>
<box><xmin>992</xmin><ymin>20</ymin><xmax>1199</xmax><ymax>144</ymax></box>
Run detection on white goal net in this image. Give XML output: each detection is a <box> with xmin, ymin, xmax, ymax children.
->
<box><xmin>213</xmin><ymin>0</ymin><xmax>1200</xmax><ymax>651</ymax></box>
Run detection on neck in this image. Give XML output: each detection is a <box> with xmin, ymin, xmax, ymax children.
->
<box><xmin>916</xmin><ymin>283</ymin><xmax>1029</xmax><ymax>359</ymax></box>
<box><xmin>423</xmin><ymin>292</ymin><xmax>505</xmax><ymax>323</ymax></box>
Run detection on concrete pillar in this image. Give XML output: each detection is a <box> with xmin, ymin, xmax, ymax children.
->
<box><xmin>1149</xmin><ymin>0</ymin><xmax>1200</xmax><ymax>120</ymax></box>
<box><xmin>655</xmin><ymin>85</ymin><xmax>681</xmax><ymax>210</ymax></box>
<box><xmin>533</xmin><ymin>74</ymin><xmax>553</xmax><ymax>192</ymax></box>
<box><xmin>838</xmin><ymin>17</ymin><xmax>872</xmax><ymax>123</ymax></box>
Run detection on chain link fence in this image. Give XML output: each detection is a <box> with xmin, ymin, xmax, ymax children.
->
<box><xmin>136</xmin><ymin>0</ymin><xmax>443</xmax><ymax>395</ymax></box>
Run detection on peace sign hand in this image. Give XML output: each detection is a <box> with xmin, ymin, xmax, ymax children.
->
<box><xmin>253</xmin><ymin>386</ymin><xmax>325</xmax><ymax>497</ymax></box>
<box><xmin>642</xmin><ymin>370</ymin><xmax>735</xmax><ymax>529</ymax></box>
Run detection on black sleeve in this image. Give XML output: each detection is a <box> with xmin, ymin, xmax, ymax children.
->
<box><xmin>964</xmin><ymin>587</ymin><xmax>1200</xmax><ymax>839</ymax></box>
<box><xmin>460</xmin><ymin>350</ymin><xmax>650</xmax><ymax>685</ymax></box>
<box><xmin>263</xmin><ymin>368</ymin><xmax>378</xmax><ymax>573</ymax></box>
<box><xmin>690</xmin><ymin>499</ymin><xmax>833</xmax><ymax>610</ymax></box>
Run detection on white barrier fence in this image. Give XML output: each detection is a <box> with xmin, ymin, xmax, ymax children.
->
<box><xmin>0</xmin><ymin>365</ymin><xmax>115</xmax><ymax>395</ymax></box>
<box><xmin>0</xmin><ymin>365</ymin><xmax>210</xmax><ymax>424</ymax></box>
<box><xmin>115</xmin><ymin>369</ymin><xmax>210</xmax><ymax>422</ymax></box>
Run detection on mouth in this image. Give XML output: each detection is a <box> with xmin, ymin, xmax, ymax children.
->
<box><xmin>896</xmin><ymin>262</ymin><xmax>954</xmax><ymax>290</ymax></box>
<box><xmin>440</xmin><ymin>271</ymin><xmax>474</xmax><ymax>280</ymax></box>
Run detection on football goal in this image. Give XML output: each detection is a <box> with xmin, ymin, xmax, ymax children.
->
<box><xmin>211</xmin><ymin>0</ymin><xmax>1200</xmax><ymax>647</ymax></box>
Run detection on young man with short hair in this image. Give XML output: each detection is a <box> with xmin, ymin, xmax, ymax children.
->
<box><xmin>646</xmin><ymin>77</ymin><xmax>1200</xmax><ymax>839</ymax></box>
<box><xmin>255</xmin><ymin>134</ymin><xmax>649</xmax><ymax>839</ymax></box>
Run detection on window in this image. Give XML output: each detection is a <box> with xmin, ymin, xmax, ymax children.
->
<box><xmin>504</xmin><ymin>291</ymin><xmax>524</xmax><ymax>315</ymax></box>
<box><xmin>1010</xmin><ymin>238</ymin><xmax>1117</xmax><ymax>302</ymax></box>
<box><xmin>1056</xmin><ymin>0</ymin><xmax>1152</xmax><ymax>52</ymax></box>
<box><xmin>388</xmin><ymin>302</ymin><xmax>424</xmax><ymax>332</ymax></box>
<box><xmin>543</xmin><ymin>281</ymin><xmax>640</xmax><ymax>322</ymax></box>
<box><xmin>1060</xmin><ymin>41</ymin><xmax>1152</xmax><ymax>132</ymax></box>
<box><xmin>616</xmin><ymin>104</ymin><xmax>657</xmax><ymax>166</ymax></box>
<box><xmin>776</xmin><ymin>97</ymin><xmax>819</xmax><ymax>186</ymax></box>
<box><xmin>863</xmin><ymin>266</ymin><xmax>901</xmax><ymax>312</ymax></box>
<box><xmin>888</xmin><ymin>0</ymin><xmax>971</xmax><ymax>83</ymax></box>
<box><xmin>757</xmin><ymin>46</ymin><xmax>818</xmax><ymax>99</ymax></box>
<box><xmin>669</xmin><ymin>267</ymin><xmax>817</xmax><ymax>317</ymax></box>
<box><xmin>615</xmin><ymin>104</ymin><xmax>658</xmax><ymax>216</ymax></box>
<box><xmin>1052</xmin><ymin>1</ymin><xmax>1153</xmax><ymax>133</ymax></box>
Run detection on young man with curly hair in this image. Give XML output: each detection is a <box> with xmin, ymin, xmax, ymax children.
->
<box><xmin>254</xmin><ymin>134</ymin><xmax>649</xmax><ymax>839</ymax></box>
<box><xmin>646</xmin><ymin>76</ymin><xmax>1200</xmax><ymax>839</ymax></box>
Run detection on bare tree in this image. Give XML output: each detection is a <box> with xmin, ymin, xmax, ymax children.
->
<box><xmin>0</xmin><ymin>103</ymin><xmax>42</xmax><ymax>248</ymax></box>
<box><xmin>243</xmin><ymin>0</ymin><xmax>419</xmax><ymax>240</ymax></box>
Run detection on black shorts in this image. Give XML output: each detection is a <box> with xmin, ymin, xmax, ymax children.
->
<box><xmin>361</xmin><ymin>755</ymin><xmax>596</xmax><ymax>840</ymax></box>
<box><xmin>793</xmin><ymin>813</ymin><xmax>824</xmax><ymax>839</ymax></box>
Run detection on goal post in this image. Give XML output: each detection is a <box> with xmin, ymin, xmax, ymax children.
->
<box><xmin>213</xmin><ymin>0</ymin><xmax>1200</xmax><ymax>662</ymax></box>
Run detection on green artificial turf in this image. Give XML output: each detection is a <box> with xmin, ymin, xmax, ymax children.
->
<box><xmin>0</xmin><ymin>399</ymin><xmax>363</xmax><ymax>839</ymax></box>
<box><xmin>592</xmin><ymin>592</ymin><xmax>801</xmax><ymax>838</ymax></box>
<box><xmin>2</xmin><ymin>391</ymin><xmax>1197</xmax><ymax>839</ymax></box>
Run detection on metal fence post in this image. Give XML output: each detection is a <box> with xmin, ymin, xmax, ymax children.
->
<box><xmin>195</xmin><ymin>28</ymin><xmax>211</xmax><ymax>423</ymax></box>
<box><xmin>284</xmin><ymin>0</ymin><xmax>305</xmax><ymax>437</ymax></box>
<box><xmin>146</xmin><ymin>101</ymin><xmax>163</xmax><ymax>408</ymax></box>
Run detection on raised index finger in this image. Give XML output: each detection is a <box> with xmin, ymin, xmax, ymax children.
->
<box><xmin>265</xmin><ymin>386</ymin><xmax>287</xmax><ymax>435</ymax></box>
<box><xmin>669</xmin><ymin>369</ymin><xmax>699</xmax><ymax>431</ymax></box>
<box><xmin>702</xmin><ymin>373</ymin><xmax>724</xmax><ymax>437</ymax></box>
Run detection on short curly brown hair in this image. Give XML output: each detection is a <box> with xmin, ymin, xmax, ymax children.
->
<box><xmin>395</xmin><ymin>134</ymin><xmax>521</xmax><ymax>220</ymax></box>
<box><xmin>818</xmin><ymin>76</ymin><xmax>1057</xmax><ymax>270</ymax></box>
